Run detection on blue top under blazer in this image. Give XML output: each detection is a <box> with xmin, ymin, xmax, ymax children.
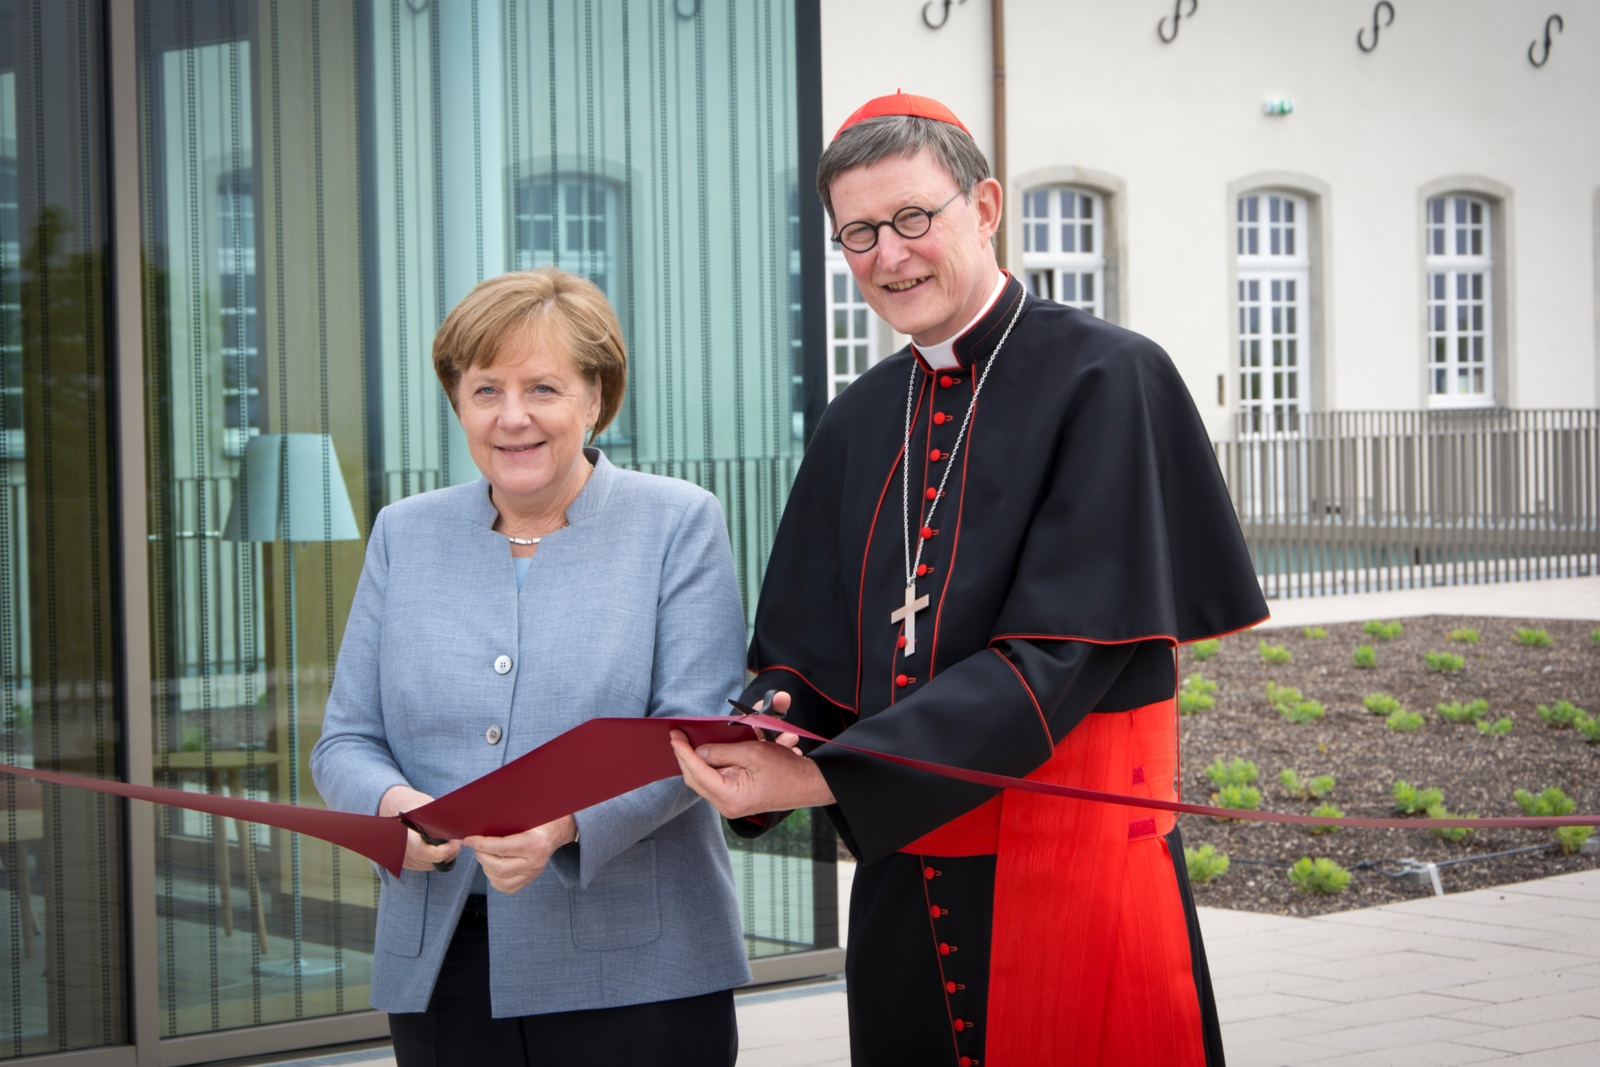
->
<box><xmin>311</xmin><ymin>449</ymin><xmax>752</xmax><ymax>1017</ymax></box>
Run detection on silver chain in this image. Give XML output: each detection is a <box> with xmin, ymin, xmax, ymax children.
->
<box><xmin>901</xmin><ymin>292</ymin><xmax>1027</xmax><ymax>586</ymax></box>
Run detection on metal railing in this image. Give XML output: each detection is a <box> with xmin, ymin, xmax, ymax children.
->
<box><xmin>1214</xmin><ymin>409</ymin><xmax>1599</xmax><ymax>599</ymax></box>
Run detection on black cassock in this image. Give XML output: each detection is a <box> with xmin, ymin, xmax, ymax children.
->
<box><xmin>734</xmin><ymin>275</ymin><xmax>1266</xmax><ymax>1067</ymax></box>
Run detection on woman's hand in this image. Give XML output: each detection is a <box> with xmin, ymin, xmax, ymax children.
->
<box><xmin>465</xmin><ymin>815</ymin><xmax>578</xmax><ymax>895</ymax></box>
<box><xmin>379</xmin><ymin>784</ymin><xmax>463</xmax><ymax>872</ymax></box>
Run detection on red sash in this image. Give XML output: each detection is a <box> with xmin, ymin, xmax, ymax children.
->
<box><xmin>901</xmin><ymin>699</ymin><xmax>1205</xmax><ymax>1067</ymax></box>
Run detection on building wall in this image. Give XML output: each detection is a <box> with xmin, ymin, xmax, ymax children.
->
<box><xmin>819</xmin><ymin>0</ymin><xmax>1600</xmax><ymax>437</ymax></box>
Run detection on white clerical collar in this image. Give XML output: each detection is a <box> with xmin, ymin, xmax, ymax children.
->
<box><xmin>912</xmin><ymin>271</ymin><xmax>1008</xmax><ymax>372</ymax></box>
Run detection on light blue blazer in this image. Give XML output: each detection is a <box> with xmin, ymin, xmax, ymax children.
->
<box><xmin>310</xmin><ymin>450</ymin><xmax>752</xmax><ymax>1017</ymax></box>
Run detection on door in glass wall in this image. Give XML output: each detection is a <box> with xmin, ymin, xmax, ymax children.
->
<box><xmin>0</xmin><ymin>0</ymin><xmax>125</xmax><ymax>1058</ymax></box>
<box><xmin>136</xmin><ymin>0</ymin><xmax>823</xmax><ymax>1046</ymax></box>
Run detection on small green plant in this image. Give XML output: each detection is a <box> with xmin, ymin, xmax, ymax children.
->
<box><xmin>1514</xmin><ymin>786</ymin><xmax>1576</xmax><ymax>818</ymax></box>
<box><xmin>1178</xmin><ymin>673</ymin><xmax>1219</xmax><ymax>715</ymax></box>
<box><xmin>1353</xmin><ymin>644</ymin><xmax>1377</xmax><ymax>669</ymax></box>
<box><xmin>1537</xmin><ymin>700</ymin><xmax>1586</xmax><ymax>728</ymax></box>
<box><xmin>1386</xmin><ymin>708</ymin><xmax>1425</xmax><ymax>732</ymax></box>
<box><xmin>1513</xmin><ymin>627</ymin><xmax>1553</xmax><ymax>648</ymax></box>
<box><xmin>1591</xmin><ymin>628</ymin><xmax>1600</xmax><ymax>644</ymax></box>
<box><xmin>1426</xmin><ymin>803</ymin><xmax>1477</xmax><ymax>843</ymax></box>
<box><xmin>1279</xmin><ymin>768</ymin><xmax>1336</xmax><ymax>800</ymax></box>
<box><xmin>1448</xmin><ymin>627</ymin><xmax>1480</xmax><ymax>644</ymax></box>
<box><xmin>1424</xmin><ymin>650</ymin><xmax>1466</xmax><ymax>673</ymax></box>
<box><xmin>1301</xmin><ymin>626</ymin><xmax>1328</xmax><ymax>639</ymax></box>
<box><xmin>1191</xmin><ymin>639</ymin><xmax>1221</xmax><ymax>661</ymax></box>
<box><xmin>1259</xmin><ymin>640</ymin><xmax>1292</xmax><ymax>664</ymax></box>
<box><xmin>1363</xmin><ymin>619</ymin><xmax>1404</xmax><ymax>641</ymax></box>
<box><xmin>1477</xmin><ymin>716</ymin><xmax>1514</xmax><ymax>737</ymax></box>
<box><xmin>1574</xmin><ymin>712</ymin><xmax>1600</xmax><ymax>743</ymax></box>
<box><xmin>1213</xmin><ymin>784</ymin><xmax>1262</xmax><ymax>812</ymax></box>
<box><xmin>1205</xmin><ymin>757</ymin><xmax>1259</xmax><ymax>788</ymax></box>
<box><xmin>1437</xmin><ymin>698</ymin><xmax>1489</xmax><ymax>723</ymax></box>
<box><xmin>1515</xmin><ymin>788</ymin><xmax>1589</xmax><ymax>853</ymax></box>
<box><xmin>1288</xmin><ymin>856</ymin><xmax>1351</xmax><ymax>894</ymax></box>
<box><xmin>179</xmin><ymin>725</ymin><xmax>207</xmax><ymax>753</ymax></box>
<box><xmin>1307</xmin><ymin>803</ymin><xmax>1343</xmax><ymax>834</ymax></box>
<box><xmin>1264</xmin><ymin>681</ymin><xmax>1303</xmax><ymax>708</ymax></box>
<box><xmin>1184</xmin><ymin>844</ymin><xmax>1231</xmax><ymax>883</ymax></box>
<box><xmin>1556</xmin><ymin>826</ymin><xmax>1594</xmax><ymax>855</ymax></box>
<box><xmin>1363</xmin><ymin>692</ymin><xmax>1402</xmax><ymax>716</ymax></box>
<box><xmin>1281</xmin><ymin>698</ymin><xmax>1327</xmax><ymax>724</ymax></box>
<box><xmin>1393</xmin><ymin>779</ymin><xmax>1444</xmax><ymax>814</ymax></box>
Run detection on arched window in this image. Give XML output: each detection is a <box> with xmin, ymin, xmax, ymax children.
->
<box><xmin>514</xmin><ymin>176</ymin><xmax>620</xmax><ymax>296</ymax></box>
<box><xmin>1236</xmin><ymin>191</ymin><xmax>1309</xmax><ymax>434</ymax></box>
<box><xmin>1021</xmin><ymin>186</ymin><xmax>1104</xmax><ymax>317</ymax></box>
<box><xmin>1425</xmin><ymin>194</ymin><xmax>1492</xmax><ymax>404</ymax></box>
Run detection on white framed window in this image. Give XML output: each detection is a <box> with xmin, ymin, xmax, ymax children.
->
<box><xmin>1236</xmin><ymin>192</ymin><xmax>1308</xmax><ymax>435</ymax></box>
<box><xmin>826</xmin><ymin>255</ymin><xmax>876</xmax><ymax>400</ymax></box>
<box><xmin>514</xmin><ymin>177</ymin><xmax>618</xmax><ymax>296</ymax></box>
<box><xmin>1425</xmin><ymin>195</ymin><xmax>1492</xmax><ymax>405</ymax></box>
<box><xmin>217</xmin><ymin>171</ymin><xmax>259</xmax><ymax>458</ymax></box>
<box><xmin>1021</xmin><ymin>186</ymin><xmax>1104</xmax><ymax>317</ymax></box>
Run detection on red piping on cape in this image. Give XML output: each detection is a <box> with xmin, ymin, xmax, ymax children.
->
<box><xmin>860</xmin><ymin>378</ymin><xmax>925</xmax><ymax>713</ymax></box>
<box><xmin>991</xmin><ymin>646</ymin><xmax>1051</xmax><ymax>747</ymax></box>
<box><xmin>927</xmin><ymin>369</ymin><xmax>977</xmax><ymax>675</ymax></box>
<box><xmin>748</xmin><ymin>665</ymin><xmax>855</xmax><ymax>714</ymax></box>
<box><xmin>989</xmin><ymin>613</ymin><xmax>1271</xmax><ymax>651</ymax></box>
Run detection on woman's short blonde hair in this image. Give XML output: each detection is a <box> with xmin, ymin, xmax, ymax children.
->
<box><xmin>432</xmin><ymin>268</ymin><xmax>628</xmax><ymax>438</ymax></box>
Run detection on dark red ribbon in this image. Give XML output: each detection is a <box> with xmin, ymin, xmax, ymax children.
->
<box><xmin>1</xmin><ymin>713</ymin><xmax>1594</xmax><ymax>877</ymax></box>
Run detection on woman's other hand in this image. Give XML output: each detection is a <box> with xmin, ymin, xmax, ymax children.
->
<box><xmin>380</xmin><ymin>784</ymin><xmax>463</xmax><ymax>872</ymax></box>
<box><xmin>465</xmin><ymin>815</ymin><xmax>578</xmax><ymax>895</ymax></box>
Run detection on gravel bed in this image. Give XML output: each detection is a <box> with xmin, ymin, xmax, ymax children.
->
<box><xmin>1178</xmin><ymin>615</ymin><xmax>1600</xmax><ymax>916</ymax></box>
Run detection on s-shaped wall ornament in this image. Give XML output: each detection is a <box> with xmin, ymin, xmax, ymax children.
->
<box><xmin>1158</xmin><ymin>0</ymin><xmax>1197</xmax><ymax>44</ymax></box>
<box><xmin>922</xmin><ymin>0</ymin><xmax>967</xmax><ymax>31</ymax></box>
<box><xmin>1528</xmin><ymin>15</ymin><xmax>1563</xmax><ymax>68</ymax></box>
<box><xmin>1357</xmin><ymin>1</ymin><xmax>1395</xmax><ymax>53</ymax></box>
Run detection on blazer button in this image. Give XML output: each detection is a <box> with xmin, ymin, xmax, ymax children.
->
<box><xmin>486</xmin><ymin>725</ymin><xmax>503</xmax><ymax>745</ymax></box>
<box><xmin>493</xmin><ymin>655</ymin><xmax>512</xmax><ymax>675</ymax></box>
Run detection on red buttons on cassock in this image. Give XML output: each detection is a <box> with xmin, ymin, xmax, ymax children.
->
<box><xmin>933</xmin><ymin>412</ymin><xmax>948</xmax><ymax>425</ymax></box>
<box><xmin>929</xmin><ymin>449</ymin><xmax>942</xmax><ymax>461</ymax></box>
<box><xmin>945</xmin><ymin>980</ymin><xmax>957</xmax><ymax>994</ymax></box>
<box><xmin>920</xmin><ymin>525</ymin><xmax>934</xmax><ymax>540</ymax></box>
<box><xmin>939</xmin><ymin>375</ymin><xmax>954</xmax><ymax>388</ymax></box>
<box><xmin>960</xmin><ymin>1058</ymin><xmax>972</xmax><ymax>1067</ymax></box>
<box><xmin>929</xmin><ymin>905</ymin><xmax>940</xmax><ymax>918</ymax></box>
<box><xmin>925</xmin><ymin>487</ymin><xmax>938</xmax><ymax>500</ymax></box>
<box><xmin>924</xmin><ymin>866</ymin><xmax>938</xmax><ymax>880</ymax></box>
<box><xmin>938</xmin><ymin>942</ymin><xmax>951</xmax><ymax>956</ymax></box>
<box><xmin>895</xmin><ymin>674</ymin><xmax>909</xmax><ymax>688</ymax></box>
<box><xmin>953</xmin><ymin>1018</ymin><xmax>966</xmax><ymax>1032</ymax></box>
<box><xmin>896</xmin><ymin>635</ymin><xmax>907</xmax><ymax>649</ymax></box>
<box><xmin>915</xmin><ymin>564</ymin><xmax>929</xmax><ymax>577</ymax></box>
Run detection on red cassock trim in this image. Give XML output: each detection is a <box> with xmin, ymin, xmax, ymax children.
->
<box><xmin>899</xmin><ymin>699</ymin><xmax>1206</xmax><ymax>1067</ymax></box>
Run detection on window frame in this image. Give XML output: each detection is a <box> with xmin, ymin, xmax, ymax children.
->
<box><xmin>1235</xmin><ymin>190</ymin><xmax>1311</xmax><ymax>436</ymax></box>
<box><xmin>1007</xmin><ymin>166</ymin><xmax>1124</xmax><ymax>324</ymax></box>
<box><xmin>1417</xmin><ymin>177</ymin><xmax>1513</xmax><ymax>411</ymax></box>
<box><xmin>1019</xmin><ymin>184</ymin><xmax>1106</xmax><ymax>318</ymax></box>
<box><xmin>1422</xmin><ymin>191</ymin><xmax>1498</xmax><ymax>409</ymax></box>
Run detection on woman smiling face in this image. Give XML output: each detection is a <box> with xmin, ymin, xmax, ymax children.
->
<box><xmin>458</xmin><ymin>321</ymin><xmax>602</xmax><ymax>519</ymax></box>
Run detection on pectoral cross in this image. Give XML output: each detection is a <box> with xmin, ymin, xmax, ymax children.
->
<box><xmin>890</xmin><ymin>583</ymin><xmax>930</xmax><ymax>656</ymax></box>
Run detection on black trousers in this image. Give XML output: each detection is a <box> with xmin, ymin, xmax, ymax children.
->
<box><xmin>389</xmin><ymin>897</ymin><xmax>738</xmax><ymax>1067</ymax></box>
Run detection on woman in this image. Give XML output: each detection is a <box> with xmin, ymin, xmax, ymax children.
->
<box><xmin>311</xmin><ymin>268</ymin><xmax>750</xmax><ymax>1066</ymax></box>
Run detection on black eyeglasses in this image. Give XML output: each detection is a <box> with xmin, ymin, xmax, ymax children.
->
<box><xmin>830</xmin><ymin>191</ymin><xmax>962</xmax><ymax>253</ymax></box>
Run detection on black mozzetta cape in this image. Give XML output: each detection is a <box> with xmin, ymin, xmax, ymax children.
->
<box><xmin>738</xmin><ymin>275</ymin><xmax>1267</xmax><ymax>863</ymax></box>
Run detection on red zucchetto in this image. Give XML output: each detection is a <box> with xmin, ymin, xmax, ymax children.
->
<box><xmin>832</xmin><ymin>90</ymin><xmax>972</xmax><ymax>141</ymax></box>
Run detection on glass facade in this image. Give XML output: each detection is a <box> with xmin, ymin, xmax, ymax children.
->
<box><xmin>0</xmin><ymin>0</ymin><xmax>825</xmax><ymax>1058</ymax></box>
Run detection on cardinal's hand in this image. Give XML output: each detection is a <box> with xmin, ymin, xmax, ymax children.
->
<box><xmin>671</xmin><ymin>692</ymin><xmax>834</xmax><ymax>818</ymax></box>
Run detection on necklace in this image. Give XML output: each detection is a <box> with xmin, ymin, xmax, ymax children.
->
<box><xmin>502</xmin><ymin>518</ymin><xmax>569</xmax><ymax>546</ymax></box>
<box><xmin>892</xmin><ymin>292</ymin><xmax>1026</xmax><ymax>657</ymax></box>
